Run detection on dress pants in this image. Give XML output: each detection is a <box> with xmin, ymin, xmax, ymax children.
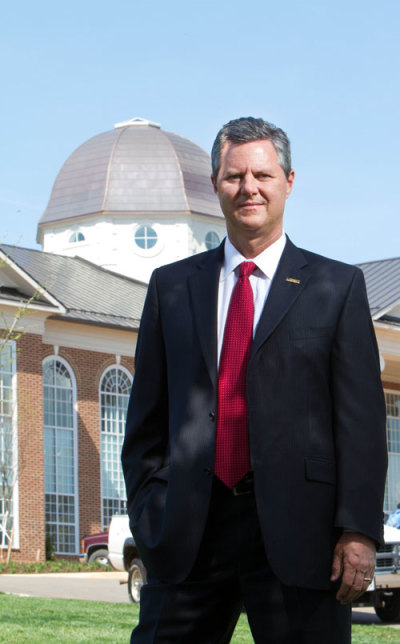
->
<box><xmin>131</xmin><ymin>477</ymin><xmax>351</xmax><ymax>643</ymax></box>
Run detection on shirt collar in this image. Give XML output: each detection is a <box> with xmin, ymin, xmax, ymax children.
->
<box><xmin>221</xmin><ymin>233</ymin><xmax>287</xmax><ymax>281</ymax></box>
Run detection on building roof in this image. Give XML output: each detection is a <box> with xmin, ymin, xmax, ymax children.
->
<box><xmin>358</xmin><ymin>257</ymin><xmax>400</xmax><ymax>322</ymax></box>
<box><xmin>38</xmin><ymin>117</ymin><xmax>222</xmax><ymax>233</ymax></box>
<box><xmin>2</xmin><ymin>243</ymin><xmax>398</xmax><ymax>330</ymax></box>
<box><xmin>0</xmin><ymin>244</ymin><xmax>147</xmax><ymax>329</ymax></box>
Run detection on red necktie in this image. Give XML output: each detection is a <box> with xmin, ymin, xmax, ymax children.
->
<box><xmin>214</xmin><ymin>261</ymin><xmax>257</xmax><ymax>488</ymax></box>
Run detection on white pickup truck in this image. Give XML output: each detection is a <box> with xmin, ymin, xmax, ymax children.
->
<box><xmin>108</xmin><ymin>513</ymin><xmax>400</xmax><ymax>619</ymax></box>
<box><xmin>358</xmin><ymin>524</ymin><xmax>400</xmax><ymax>622</ymax></box>
<box><xmin>108</xmin><ymin>514</ymin><xmax>146</xmax><ymax>602</ymax></box>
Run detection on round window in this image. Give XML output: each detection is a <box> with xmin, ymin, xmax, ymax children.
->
<box><xmin>134</xmin><ymin>226</ymin><xmax>158</xmax><ymax>250</ymax></box>
<box><xmin>205</xmin><ymin>231</ymin><xmax>220</xmax><ymax>250</ymax></box>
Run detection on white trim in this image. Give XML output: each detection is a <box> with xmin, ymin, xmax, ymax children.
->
<box><xmin>0</xmin><ymin>298</ymin><xmax>62</xmax><ymax>314</ymax></box>
<box><xmin>43</xmin><ymin>319</ymin><xmax>137</xmax><ymax>356</ymax></box>
<box><xmin>114</xmin><ymin>117</ymin><xmax>161</xmax><ymax>129</ymax></box>
<box><xmin>0</xmin><ymin>250</ymin><xmax>66</xmax><ymax>312</ymax></box>
<box><xmin>375</xmin><ymin>324</ymin><xmax>400</xmax><ymax>358</ymax></box>
<box><xmin>99</xmin><ymin>363</ymin><xmax>132</xmax><ymax>383</ymax></box>
<box><xmin>42</xmin><ymin>355</ymin><xmax>80</xmax><ymax>555</ymax></box>
<box><xmin>0</xmin><ymin>309</ymin><xmax>47</xmax><ymax>337</ymax></box>
<box><xmin>374</xmin><ymin>320</ymin><xmax>400</xmax><ymax>333</ymax></box>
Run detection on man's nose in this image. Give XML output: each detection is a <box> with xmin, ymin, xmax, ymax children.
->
<box><xmin>241</xmin><ymin>173</ymin><xmax>258</xmax><ymax>196</ymax></box>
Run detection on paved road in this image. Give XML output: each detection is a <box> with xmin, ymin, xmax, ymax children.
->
<box><xmin>352</xmin><ymin>607</ymin><xmax>399</xmax><ymax>627</ymax></box>
<box><xmin>0</xmin><ymin>572</ymin><xmax>399</xmax><ymax>629</ymax></box>
<box><xmin>0</xmin><ymin>571</ymin><xmax>129</xmax><ymax>603</ymax></box>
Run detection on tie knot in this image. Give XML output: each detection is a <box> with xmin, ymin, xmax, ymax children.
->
<box><xmin>239</xmin><ymin>261</ymin><xmax>257</xmax><ymax>278</ymax></box>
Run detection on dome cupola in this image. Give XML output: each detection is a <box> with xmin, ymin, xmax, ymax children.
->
<box><xmin>38</xmin><ymin>118</ymin><xmax>225</xmax><ymax>282</ymax></box>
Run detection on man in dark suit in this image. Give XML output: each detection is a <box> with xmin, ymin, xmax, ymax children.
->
<box><xmin>122</xmin><ymin>117</ymin><xmax>387</xmax><ymax>643</ymax></box>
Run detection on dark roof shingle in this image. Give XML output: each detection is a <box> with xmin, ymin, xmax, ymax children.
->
<box><xmin>2</xmin><ymin>244</ymin><xmax>399</xmax><ymax>328</ymax></box>
<box><xmin>0</xmin><ymin>244</ymin><xmax>147</xmax><ymax>329</ymax></box>
<box><xmin>357</xmin><ymin>257</ymin><xmax>400</xmax><ymax>319</ymax></box>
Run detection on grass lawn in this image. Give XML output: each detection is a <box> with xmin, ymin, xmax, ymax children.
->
<box><xmin>0</xmin><ymin>594</ymin><xmax>398</xmax><ymax>643</ymax></box>
<box><xmin>0</xmin><ymin>560</ymin><xmax>111</xmax><ymax>574</ymax></box>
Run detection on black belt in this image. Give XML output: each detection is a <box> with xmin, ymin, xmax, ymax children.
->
<box><xmin>232</xmin><ymin>472</ymin><xmax>254</xmax><ymax>496</ymax></box>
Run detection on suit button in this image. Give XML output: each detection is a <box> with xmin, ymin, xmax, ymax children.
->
<box><xmin>204</xmin><ymin>467</ymin><xmax>213</xmax><ymax>475</ymax></box>
<box><xmin>209</xmin><ymin>412</ymin><xmax>216</xmax><ymax>421</ymax></box>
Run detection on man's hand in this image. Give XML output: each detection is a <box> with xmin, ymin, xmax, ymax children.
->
<box><xmin>330</xmin><ymin>532</ymin><xmax>376</xmax><ymax>604</ymax></box>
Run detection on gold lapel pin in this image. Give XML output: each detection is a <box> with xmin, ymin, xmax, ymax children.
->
<box><xmin>285</xmin><ymin>277</ymin><xmax>301</xmax><ymax>284</ymax></box>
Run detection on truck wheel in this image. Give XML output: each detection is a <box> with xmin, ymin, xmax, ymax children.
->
<box><xmin>128</xmin><ymin>558</ymin><xmax>147</xmax><ymax>603</ymax></box>
<box><xmin>88</xmin><ymin>548</ymin><xmax>109</xmax><ymax>566</ymax></box>
<box><xmin>375</xmin><ymin>592</ymin><xmax>400</xmax><ymax>622</ymax></box>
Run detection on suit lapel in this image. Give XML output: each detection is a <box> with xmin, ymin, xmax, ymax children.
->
<box><xmin>188</xmin><ymin>244</ymin><xmax>224</xmax><ymax>389</ymax></box>
<box><xmin>187</xmin><ymin>238</ymin><xmax>310</xmax><ymax>383</ymax></box>
<box><xmin>250</xmin><ymin>238</ymin><xmax>311</xmax><ymax>361</ymax></box>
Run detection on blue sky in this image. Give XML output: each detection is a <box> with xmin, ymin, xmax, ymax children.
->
<box><xmin>1</xmin><ymin>0</ymin><xmax>399</xmax><ymax>263</ymax></box>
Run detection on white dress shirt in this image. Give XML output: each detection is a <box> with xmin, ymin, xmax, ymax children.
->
<box><xmin>217</xmin><ymin>233</ymin><xmax>287</xmax><ymax>363</ymax></box>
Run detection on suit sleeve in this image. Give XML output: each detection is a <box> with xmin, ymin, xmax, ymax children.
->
<box><xmin>331</xmin><ymin>267</ymin><xmax>387</xmax><ymax>545</ymax></box>
<box><xmin>121</xmin><ymin>270</ymin><xmax>169</xmax><ymax>523</ymax></box>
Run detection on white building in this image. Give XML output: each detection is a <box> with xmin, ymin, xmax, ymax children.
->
<box><xmin>37</xmin><ymin>117</ymin><xmax>226</xmax><ymax>283</ymax></box>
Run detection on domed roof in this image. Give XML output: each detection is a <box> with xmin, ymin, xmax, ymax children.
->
<box><xmin>38</xmin><ymin>118</ymin><xmax>222</xmax><ymax>231</ymax></box>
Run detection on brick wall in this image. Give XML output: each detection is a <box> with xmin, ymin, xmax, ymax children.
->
<box><xmin>53</xmin><ymin>346</ymin><xmax>133</xmax><ymax>539</ymax></box>
<box><xmin>8</xmin><ymin>331</ymin><xmax>134</xmax><ymax>563</ymax></box>
<box><xmin>13</xmin><ymin>333</ymin><xmax>46</xmax><ymax>562</ymax></box>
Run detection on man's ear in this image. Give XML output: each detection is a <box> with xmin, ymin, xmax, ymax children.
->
<box><xmin>286</xmin><ymin>169</ymin><xmax>295</xmax><ymax>198</ymax></box>
<box><xmin>211</xmin><ymin>175</ymin><xmax>218</xmax><ymax>195</ymax></box>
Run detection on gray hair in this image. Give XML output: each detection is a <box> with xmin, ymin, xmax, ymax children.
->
<box><xmin>211</xmin><ymin>116</ymin><xmax>292</xmax><ymax>179</ymax></box>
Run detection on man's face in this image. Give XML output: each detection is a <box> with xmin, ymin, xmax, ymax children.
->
<box><xmin>212</xmin><ymin>139</ymin><xmax>294</xmax><ymax>246</ymax></box>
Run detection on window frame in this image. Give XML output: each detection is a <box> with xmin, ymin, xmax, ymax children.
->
<box><xmin>42</xmin><ymin>355</ymin><xmax>79</xmax><ymax>555</ymax></box>
<box><xmin>68</xmin><ymin>231</ymin><xmax>85</xmax><ymax>244</ymax></box>
<box><xmin>384</xmin><ymin>389</ymin><xmax>400</xmax><ymax>514</ymax></box>
<box><xmin>205</xmin><ymin>230</ymin><xmax>221</xmax><ymax>250</ymax></box>
<box><xmin>134</xmin><ymin>225</ymin><xmax>158</xmax><ymax>250</ymax></box>
<box><xmin>0</xmin><ymin>340</ymin><xmax>19</xmax><ymax>550</ymax></box>
<box><xmin>99</xmin><ymin>365</ymin><xmax>132</xmax><ymax>530</ymax></box>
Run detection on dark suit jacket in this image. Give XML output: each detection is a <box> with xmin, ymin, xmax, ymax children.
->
<box><xmin>122</xmin><ymin>237</ymin><xmax>387</xmax><ymax>590</ymax></box>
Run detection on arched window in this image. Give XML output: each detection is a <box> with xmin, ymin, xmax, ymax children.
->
<box><xmin>205</xmin><ymin>231</ymin><xmax>220</xmax><ymax>250</ymax></box>
<box><xmin>43</xmin><ymin>358</ymin><xmax>78</xmax><ymax>554</ymax></box>
<box><xmin>134</xmin><ymin>225</ymin><xmax>158</xmax><ymax>250</ymax></box>
<box><xmin>384</xmin><ymin>391</ymin><xmax>400</xmax><ymax>513</ymax></box>
<box><xmin>0</xmin><ymin>341</ymin><xmax>17</xmax><ymax>549</ymax></box>
<box><xmin>100</xmin><ymin>367</ymin><xmax>132</xmax><ymax>529</ymax></box>
<box><xmin>68</xmin><ymin>231</ymin><xmax>85</xmax><ymax>243</ymax></box>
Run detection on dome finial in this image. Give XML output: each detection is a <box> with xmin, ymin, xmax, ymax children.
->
<box><xmin>114</xmin><ymin>117</ymin><xmax>161</xmax><ymax>129</ymax></box>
